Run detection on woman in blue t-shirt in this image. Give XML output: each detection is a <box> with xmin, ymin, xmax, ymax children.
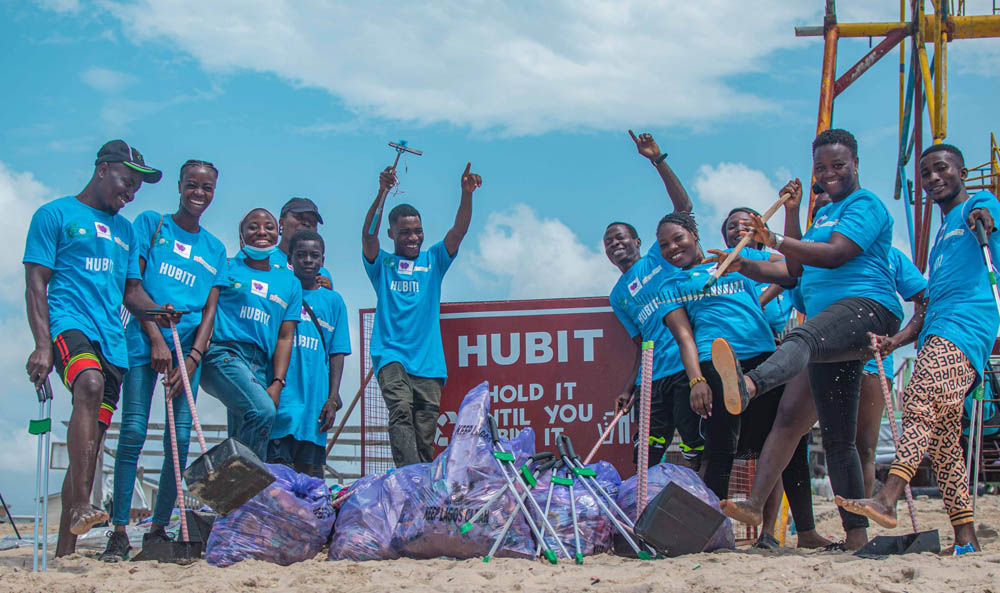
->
<box><xmin>656</xmin><ymin>211</ymin><xmax>795</xmax><ymax>527</ymax></box>
<box><xmin>714</xmin><ymin>129</ymin><xmax>903</xmax><ymax>550</ymax></box>
<box><xmin>200</xmin><ymin>208</ymin><xmax>302</xmax><ymax>462</ymax></box>
<box><xmin>101</xmin><ymin>160</ymin><xmax>229</xmax><ymax>562</ymax></box>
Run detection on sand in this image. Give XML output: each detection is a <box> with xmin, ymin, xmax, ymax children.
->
<box><xmin>1</xmin><ymin>496</ymin><xmax>997</xmax><ymax>593</ymax></box>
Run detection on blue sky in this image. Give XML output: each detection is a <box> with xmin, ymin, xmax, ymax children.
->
<box><xmin>1</xmin><ymin>1</ymin><xmax>997</xmax><ymax>512</ymax></box>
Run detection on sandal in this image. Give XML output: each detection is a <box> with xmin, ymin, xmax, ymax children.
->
<box><xmin>752</xmin><ymin>533</ymin><xmax>781</xmax><ymax>550</ymax></box>
<box><xmin>819</xmin><ymin>540</ymin><xmax>848</xmax><ymax>552</ymax></box>
<box><xmin>712</xmin><ymin>338</ymin><xmax>750</xmax><ymax>414</ymax></box>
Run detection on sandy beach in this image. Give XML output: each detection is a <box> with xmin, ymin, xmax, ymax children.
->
<box><xmin>1</xmin><ymin>495</ymin><xmax>997</xmax><ymax>593</ymax></box>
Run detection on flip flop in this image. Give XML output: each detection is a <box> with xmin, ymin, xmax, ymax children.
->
<box><xmin>752</xmin><ymin>533</ymin><xmax>781</xmax><ymax>550</ymax></box>
<box><xmin>818</xmin><ymin>540</ymin><xmax>847</xmax><ymax>552</ymax></box>
<box><xmin>711</xmin><ymin>338</ymin><xmax>750</xmax><ymax>415</ymax></box>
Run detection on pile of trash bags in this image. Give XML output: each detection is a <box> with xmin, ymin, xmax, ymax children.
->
<box><xmin>203</xmin><ymin>381</ymin><xmax>731</xmax><ymax>565</ymax></box>
<box><xmin>616</xmin><ymin>462</ymin><xmax>735</xmax><ymax>553</ymax></box>
<box><xmin>205</xmin><ymin>463</ymin><xmax>336</xmax><ymax>566</ymax></box>
<box><xmin>330</xmin><ymin>381</ymin><xmax>537</xmax><ymax>560</ymax></box>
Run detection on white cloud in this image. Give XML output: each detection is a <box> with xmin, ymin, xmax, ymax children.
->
<box><xmin>464</xmin><ymin>204</ymin><xmax>619</xmax><ymax>299</ymax></box>
<box><xmin>692</xmin><ymin>162</ymin><xmax>789</xmax><ymax>241</ymax></box>
<box><xmin>35</xmin><ymin>0</ymin><xmax>81</xmax><ymax>13</ymax></box>
<box><xmin>80</xmin><ymin>66</ymin><xmax>136</xmax><ymax>94</ymax></box>
<box><xmin>104</xmin><ymin>0</ymin><xmax>816</xmax><ymax>135</ymax></box>
<box><xmin>0</xmin><ymin>163</ymin><xmax>56</xmax><ymax>305</ymax></box>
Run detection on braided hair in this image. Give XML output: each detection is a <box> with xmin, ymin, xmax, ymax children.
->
<box><xmin>657</xmin><ymin>211</ymin><xmax>699</xmax><ymax>238</ymax></box>
<box><xmin>179</xmin><ymin>159</ymin><xmax>219</xmax><ymax>180</ymax></box>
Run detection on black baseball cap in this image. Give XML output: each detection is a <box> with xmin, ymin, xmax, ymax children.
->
<box><xmin>95</xmin><ymin>140</ymin><xmax>162</xmax><ymax>183</ymax></box>
<box><xmin>280</xmin><ymin>197</ymin><xmax>323</xmax><ymax>224</ymax></box>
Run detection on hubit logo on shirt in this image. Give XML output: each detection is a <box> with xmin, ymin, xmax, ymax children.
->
<box><xmin>94</xmin><ymin>222</ymin><xmax>111</xmax><ymax>240</ymax></box>
<box><xmin>251</xmin><ymin>280</ymin><xmax>268</xmax><ymax>298</ymax></box>
<box><xmin>173</xmin><ymin>240</ymin><xmax>192</xmax><ymax>259</ymax></box>
<box><xmin>627</xmin><ymin>278</ymin><xmax>642</xmax><ymax>296</ymax></box>
<box><xmin>398</xmin><ymin>260</ymin><xmax>414</xmax><ymax>275</ymax></box>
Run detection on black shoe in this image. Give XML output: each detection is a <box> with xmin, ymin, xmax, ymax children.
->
<box><xmin>712</xmin><ymin>338</ymin><xmax>750</xmax><ymax>415</ymax></box>
<box><xmin>142</xmin><ymin>529</ymin><xmax>174</xmax><ymax>546</ymax></box>
<box><xmin>99</xmin><ymin>530</ymin><xmax>131</xmax><ymax>563</ymax></box>
<box><xmin>752</xmin><ymin>533</ymin><xmax>781</xmax><ymax>550</ymax></box>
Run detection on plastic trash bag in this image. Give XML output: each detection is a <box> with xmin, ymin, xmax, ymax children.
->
<box><xmin>329</xmin><ymin>381</ymin><xmax>538</xmax><ymax>560</ymax></box>
<box><xmin>616</xmin><ymin>462</ymin><xmax>735</xmax><ymax>552</ymax></box>
<box><xmin>205</xmin><ymin>464</ymin><xmax>335</xmax><ymax>566</ymax></box>
<box><xmin>531</xmin><ymin>460</ymin><xmax>621</xmax><ymax>556</ymax></box>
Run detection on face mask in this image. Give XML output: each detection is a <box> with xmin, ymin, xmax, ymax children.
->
<box><xmin>241</xmin><ymin>244</ymin><xmax>277</xmax><ymax>260</ymax></box>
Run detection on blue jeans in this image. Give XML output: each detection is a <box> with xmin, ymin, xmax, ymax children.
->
<box><xmin>199</xmin><ymin>341</ymin><xmax>275</xmax><ymax>460</ymax></box>
<box><xmin>112</xmin><ymin>361</ymin><xmax>202</xmax><ymax>527</ymax></box>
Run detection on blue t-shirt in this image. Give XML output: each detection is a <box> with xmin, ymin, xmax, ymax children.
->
<box><xmin>921</xmin><ymin>191</ymin><xmax>1000</xmax><ymax>378</ymax></box>
<box><xmin>661</xmin><ymin>262</ymin><xmax>775</xmax><ymax>361</ymax></box>
<box><xmin>728</xmin><ymin>246</ymin><xmax>793</xmax><ymax>336</ymax></box>
<box><xmin>364</xmin><ymin>241</ymin><xmax>454</xmax><ymax>379</ymax></box>
<box><xmin>234</xmin><ymin>248</ymin><xmax>333</xmax><ymax>286</ymax></box>
<box><xmin>862</xmin><ymin>247</ymin><xmax>927</xmax><ymax>375</ymax></box>
<box><xmin>799</xmin><ymin>189</ymin><xmax>902</xmax><ymax>320</ymax></box>
<box><xmin>212</xmin><ymin>256</ymin><xmax>303</xmax><ymax>355</ymax></box>
<box><xmin>270</xmin><ymin>288</ymin><xmax>351</xmax><ymax>447</ymax></box>
<box><xmin>124</xmin><ymin>211</ymin><xmax>229</xmax><ymax>366</ymax></box>
<box><xmin>609</xmin><ymin>249</ymin><xmax>685</xmax><ymax>381</ymax></box>
<box><xmin>23</xmin><ymin>196</ymin><xmax>141</xmax><ymax>368</ymax></box>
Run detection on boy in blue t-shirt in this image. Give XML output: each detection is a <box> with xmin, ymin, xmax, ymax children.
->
<box><xmin>23</xmin><ymin>140</ymin><xmax>171</xmax><ymax>557</ymax></box>
<box><xmin>362</xmin><ymin>163</ymin><xmax>481</xmax><ymax>467</ymax></box>
<box><xmin>838</xmin><ymin>144</ymin><xmax>999</xmax><ymax>555</ymax></box>
<box><xmin>268</xmin><ymin>230</ymin><xmax>351</xmax><ymax>476</ymax></box>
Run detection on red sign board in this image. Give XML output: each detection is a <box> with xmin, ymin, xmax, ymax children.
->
<box><xmin>434</xmin><ymin>296</ymin><xmax>637</xmax><ymax>474</ymax></box>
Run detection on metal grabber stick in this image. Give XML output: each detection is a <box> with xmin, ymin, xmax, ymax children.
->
<box><xmin>870</xmin><ymin>335</ymin><xmax>918</xmax><ymax>533</ymax></box>
<box><xmin>484</xmin><ymin>454</ymin><xmax>558</xmax><ymax>563</ymax></box>
<box><xmin>557</xmin><ymin>434</ymin><xmax>654</xmax><ymax>559</ymax></box>
<box><xmin>485</xmin><ymin>416</ymin><xmax>570</xmax><ymax>564</ymax></box>
<box><xmin>368</xmin><ymin>140</ymin><xmax>423</xmax><ymax>235</ymax></box>
<box><xmin>971</xmin><ymin>219</ymin><xmax>1000</xmax><ymax>518</ymax></box>
<box><xmin>30</xmin><ymin>378</ymin><xmax>53</xmax><ymax>572</ymax></box>
<box><xmin>460</xmin><ymin>452</ymin><xmax>553</xmax><ymax>535</ymax></box>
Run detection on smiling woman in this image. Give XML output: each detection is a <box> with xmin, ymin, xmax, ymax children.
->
<box><xmin>102</xmin><ymin>158</ymin><xmax>229</xmax><ymax>562</ymax></box>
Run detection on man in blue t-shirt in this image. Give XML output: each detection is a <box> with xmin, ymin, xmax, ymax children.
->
<box><xmin>604</xmin><ymin>130</ymin><xmax>703</xmax><ymax>468</ymax></box>
<box><xmin>838</xmin><ymin>144</ymin><xmax>999</xmax><ymax>555</ymax></box>
<box><xmin>362</xmin><ymin>162</ymin><xmax>482</xmax><ymax>466</ymax></box>
<box><xmin>23</xmin><ymin>140</ymin><xmax>174</xmax><ymax>557</ymax></box>
<box><xmin>268</xmin><ymin>230</ymin><xmax>351</xmax><ymax>476</ymax></box>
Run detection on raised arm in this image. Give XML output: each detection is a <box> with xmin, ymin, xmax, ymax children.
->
<box><xmin>703</xmin><ymin>249</ymin><xmax>796</xmax><ymax>285</ymax></box>
<box><xmin>444</xmin><ymin>162</ymin><xmax>481</xmax><ymax>257</ymax></box>
<box><xmin>25</xmin><ymin>263</ymin><xmax>53</xmax><ymax>388</ymax></box>
<box><xmin>629</xmin><ymin>130</ymin><xmax>692</xmax><ymax>213</ymax></box>
<box><xmin>363</xmin><ymin>167</ymin><xmax>397</xmax><ymax>264</ymax></box>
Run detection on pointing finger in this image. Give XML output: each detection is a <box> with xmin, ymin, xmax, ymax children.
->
<box><xmin>463</xmin><ymin>162</ymin><xmax>471</xmax><ymax>176</ymax></box>
<box><xmin>628</xmin><ymin>129</ymin><xmax>639</xmax><ymax>144</ymax></box>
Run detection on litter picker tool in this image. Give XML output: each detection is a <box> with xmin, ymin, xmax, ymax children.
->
<box><xmin>553</xmin><ymin>464</ymin><xmax>584</xmax><ymax>564</ymax></box>
<box><xmin>636</xmin><ymin>341</ymin><xmax>654</xmax><ymax>520</ymax></box>
<box><xmin>484</xmin><ymin>453</ymin><xmax>559</xmax><ymax>563</ymax></box>
<box><xmin>703</xmin><ymin>181</ymin><xmax>797</xmax><ymax>290</ymax></box>
<box><xmin>871</xmin><ymin>334</ymin><xmax>918</xmax><ymax>533</ymax></box>
<box><xmin>459</xmin><ymin>452</ymin><xmax>553</xmax><ymax>536</ymax></box>
<box><xmin>0</xmin><ymin>490</ymin><xmax>20</xmax><ymax>540</ymax></box>
<box><xmin>485</xmin><ymin>416</ymin><xmax>569</xmax><ymax>564</ymax></box>
<box><xmin>30</xmin><ymin>378</ymin><xmax>53</xmax><ymax>572</ymax></box>
<box><xmin>557</xmin><ymin>434</ymin><xmax>655</xmax><ymax>559</ymax></box>
<box><xmin>970</xmin><ymin>219</ymin><xmax>1000</xmax><ymax>518</ymax></box>
<box><xmin>142</xmin><ymin>310</ymin><xmax>275</xmax><ymax>518</ymax></box>
<box><xmin>584</xmin><ymin>407</ymin><xmax>625</xmax><ymax>465</ymax></box>
<box><xmin>368</xmin><ymin>140</ymin><xmax>423</xmax><ymax>235</ymax></box>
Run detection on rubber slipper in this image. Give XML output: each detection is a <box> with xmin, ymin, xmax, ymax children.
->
<box><xmin>752</xmin><ymin>533</ymin><xmax>781</xmax><ymax>550</ymax></box>
<box><xmin>711</xmin><ymin>337</ymin><xmax>750</xmax><ymax>415</ymax></box>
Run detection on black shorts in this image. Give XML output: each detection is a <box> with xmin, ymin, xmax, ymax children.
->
<box><xmin>633</xmin><ymin>369</ymin><xmax>706</xmax><ymax>463</ymax></box>
<box><xmin>52</xmin><ymin>329</ymin><xmax>125</xmax><ymax>427</ymax></box>
<box><xmin>267</xmin><ymin>435</ymin><xmax>326</xmax><ymax>467</ymax></box>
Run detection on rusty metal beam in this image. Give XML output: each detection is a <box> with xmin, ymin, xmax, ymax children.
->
<box><xmin>833</xmin><ymin>27</ymin><xmax>907</xmax><ymax>97</ymax></box>
<box><xmin>807</xmin><ymin>23</ymin><xmax>840</xmax><ymax>225</ymax></box>
<box><xmin>795</xmin><ymin>14</ymin><xmax>1000</xmax><ymax>39</ymax></box>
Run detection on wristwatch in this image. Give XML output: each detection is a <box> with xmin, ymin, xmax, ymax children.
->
<box><xmin>271</xmin><ymin>377</ymin><xmax>286</xmax><ymax>388</ymax></box>
<box><xmin>772</xmin><ymin>232</ymin><xmax>785</xmax><ymax>249</ymax></box>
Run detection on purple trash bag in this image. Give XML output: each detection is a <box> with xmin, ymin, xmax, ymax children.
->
<box><xmin>205</xmin><ymin>464</ymin><xmax>336</xmax><ymax>566</ymax></box>
<box><xmin>531</xmin><ymin>461</ymin><xmax>620</xmax><ymax>556</ymax></box>
<box><xmin>330</xmin><ymin>382</ymin><xmax>538</xmax><ymax>560</ymax></box>
<box><xmin>616</xmin><ymin>462</ymin><xmax>735</xmax><ymax>552</ymax></box>
<box><xmin>392</xmin><ymin>381</ymin><xmax>537</xmax><ymax>559</ymax></box>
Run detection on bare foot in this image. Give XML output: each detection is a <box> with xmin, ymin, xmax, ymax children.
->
<box><xmin>720</xmin><ymin>499</ymin><xmax>763</xmax><ymax>526</ymax></box>
<box><xmin>69</xmin><ymin>504</ymin><xmax>108</xmax><ymax>536</ymax></box>
<box><xmin>835</xmin><ymin>495</ymin><xmax>897</xmax><ymax>529</ymax></box>
<box><xmin>796</xmin><ymin>529</ymin><xmax>834</xmax><ymax>549</ymax></box>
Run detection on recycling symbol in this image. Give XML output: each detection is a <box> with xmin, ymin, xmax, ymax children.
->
<box><xmin>434</xmin><ymin>411</ymin><xmax>459</xmax><ymax>447</ymax></box>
